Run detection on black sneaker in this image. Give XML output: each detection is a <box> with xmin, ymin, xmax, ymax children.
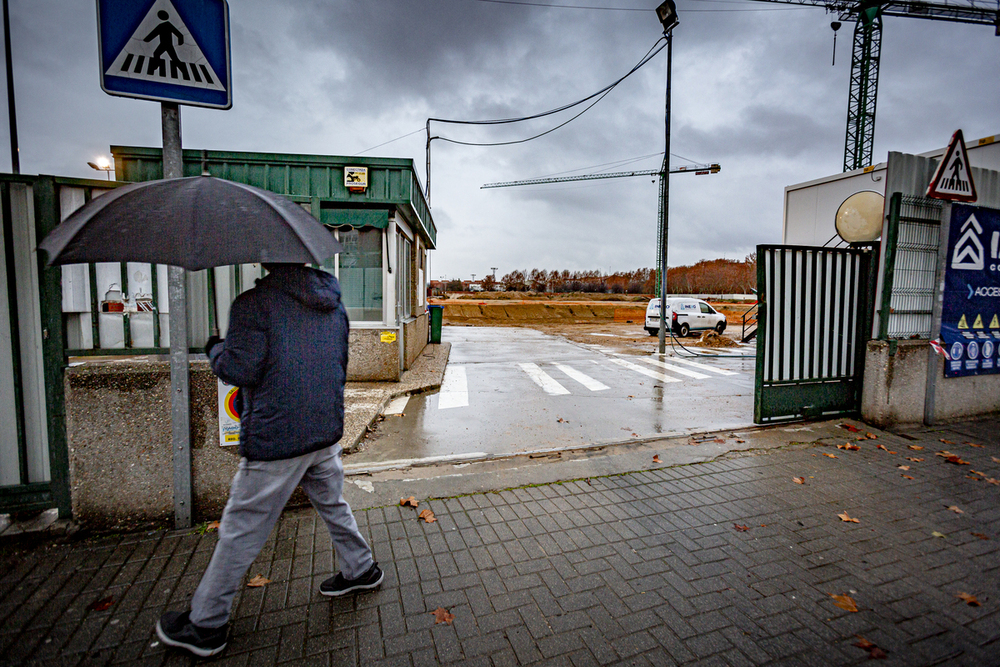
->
<box><xmin>320</xmin><ymin>562</ymin><xmax>384</xmax><ymax>597</ymax></box>
<box><xmin>156</xmin><ymin>610</ymin><xmax>228</xmax><ymax>657</ymax></box>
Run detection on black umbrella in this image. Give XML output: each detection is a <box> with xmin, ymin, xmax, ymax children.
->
<box><xmin>39</xmin><ymin>175</ymin><xmax>343</xmax><ymax>270</ymax></box>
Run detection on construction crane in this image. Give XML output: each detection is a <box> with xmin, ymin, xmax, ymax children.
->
<box><xmin>749</xmin><ymin>0</ymin><xmax>999</xmax><ymax>172</ymax></box>
<box><xmin>482</xmin><ymin>162</ymin><xmax>721</xmax><ymax>291</ymax></box>
<box><xmin>481</xmin><ymin>163</ymin><xmax>720</xmax><ymax>189</ymax></box>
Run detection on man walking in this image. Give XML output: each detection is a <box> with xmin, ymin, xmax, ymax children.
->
<box><xmin>156</xmin><ymin>263</ymin><xmax>382</xmax><ymax>658</ymax></box>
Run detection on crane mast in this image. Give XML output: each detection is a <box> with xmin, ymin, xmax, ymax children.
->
<box><xmin>749</xmin><ymin>0</ymin><xmax>998</xmax><ymax>171</ymax></box>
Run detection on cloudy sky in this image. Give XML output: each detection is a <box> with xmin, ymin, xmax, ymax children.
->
<box><xmin>4</xmin><ymin>0</ymin><xmax>997</xmax><ymax>280</ymax></box>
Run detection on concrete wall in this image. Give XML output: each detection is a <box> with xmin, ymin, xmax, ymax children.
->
<box><xmin>403</xmin><ymin>313</ymin><xmax>428</xmax><ymax>370</ymax></box>
<box><xmin>862</xmin><ymin>340</ymin><xmax>1000</xmax><ymax>427</ymax></box>
<box><xmin>347</xmin><ymin>328</ymin><xmax>400</xmax><ymax>381</ymax></box>
<box><xmin>65</xmin><ymin>360</ymin><xmax>239</xmax><ymax>528</ymax></box>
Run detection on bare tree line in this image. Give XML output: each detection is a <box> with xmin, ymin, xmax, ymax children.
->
<box><xmin>467</xmin><ymin>256</ymin><xmax>756</xmax><ymax>295</ymax></box>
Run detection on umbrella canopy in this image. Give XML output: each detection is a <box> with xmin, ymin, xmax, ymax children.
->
<box><xmin>39</xmin><ymin>175</ymin><xmax>343</xmax><ymax>271</ymax></box>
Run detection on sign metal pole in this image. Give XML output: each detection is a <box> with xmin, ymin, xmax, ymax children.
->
<box><xmin>162</xmin><ymin>102</ymin><xmax>192</xmax><ymax>529</ymax></box>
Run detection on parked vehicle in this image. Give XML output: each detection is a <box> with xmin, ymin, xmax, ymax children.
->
<box><xmin>644</xmin><ymin>297</ymin><xmax>727</xmax><ymax>337</ymax></box>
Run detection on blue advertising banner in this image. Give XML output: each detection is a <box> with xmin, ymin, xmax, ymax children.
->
<box><xmin>97</xmin><ymin>0</ymin><xmax>231</xmax><ymax>109</ymax></box>
<box><xmin>941</xmin><ymin>203</ymin><xmax>1000</xmax><ymax>378</ymax></box>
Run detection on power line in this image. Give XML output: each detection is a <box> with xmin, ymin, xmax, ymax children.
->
<box><xmin>430</xmin><ymin>36</ymin><xmax>665</xmax><ymax>147</ymax></box>
<box><xmin>472</xmin><ymin>0</ymin><xmax>807</xmax><ymax>10</ymax></box>
<box><xmin>356</xmin><ymin>127</ymin><xmax>425</xmax><ymax>155</ymax></box>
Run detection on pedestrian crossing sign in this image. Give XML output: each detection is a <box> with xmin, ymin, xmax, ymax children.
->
<box><xmin>926</xmin><ymin>129</ymin><xmax>977</xmax><ymax>202</ymax></box>
<box><xmin>97</xmin><ymin>0</ymin><xmax>231</xmax><ymax>109</ymax></box>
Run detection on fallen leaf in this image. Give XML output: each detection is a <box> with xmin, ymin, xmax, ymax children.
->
<box><xmin>940</xmin><ymin>439</ymin><xmax>956</xmax><ymax>445</ymax></box>
<box><xmin>736</xmin><ymin>439</ymin><xmax>745</xmax><ymax>443</ymax></box>
<box><xmin>793</xmin><ymin>477</ymin><xmax>806</xmax><ymax>485</ymax></box>
<box><xmin>987</xmin><ymin>478</ymin><xmax>1000</xmax><ymax>486</ymax></box>
<box><xmin>733</xmin><ymin>524</ymin><xmax>750</xmax><ymax>532</ymax></box>
<box><xmin>557</xmin><ymin>417</ymin><xmax>565</xmax><ymax>423</ymax></box>
<box><xmin>822</xmin><ymin>453</ymin><xmax>838</xmax><ymax>459</ymax></box>
<box><xmin>906</xmin><ymin>457</ymin><xmax>924</xmax><ymax>462</ymax></box>
<box><xmin>956</xmin><ymin>592</ymin><xmax>981</xmax><ymax>607</ymax></box>
<box><xmin>714</xmin><ymin>438</ymin><xmax>726</xmax><ymax>444</ymax></box>
<box><xmin>652</xmin><ymin>455</ymin><xmax>661</xmax><ymax>463</ymax></box>
<box><xmin>971</xmin><ymin>532</ymin><xmax>989</xmax><ymax>540</ymax></box>
<box><xmin>418</xmin><ymin>509</ymin><xmax>437</xmax><ymax>523</ymax></box>
<box><xmin>432</xmin><ymin>607</ymin><xmax>455</xmax><ymax>624</ymax></box>
<box><xmin>947</xmin><ymin>505</ymin><xmax>964</xmax><ymax>514</ymax></box>
<box><xmin>206</xmin><ymin>520</ymin><xmax>221</xmax><ymax>532</ymax></box>
<box><xmin>838</xmin><ymin>443</ymin><xmax>860</xmax><ymax>451</ymax></box>
<box><xmin>967</xmin><ymin>475</ymin><xmax>981</xmax><ymax>481</ymax></box>
<box><xmin>866</xmin><ymin>433</ymin><xmax>877</xmax><ymax>440</ymax></box>
<box><xmin>908</xmin><ymin>445</ymin><xmax>924</xmax><ymax>451</ymax></box>
<box><xmin>840</xmin><ymin>423</ymin><xmax>862</xmax><ymax>433</ymax></box>
<box><xmin>992</xmin><ymin>457</ymin><xmax>1000</xmax><ymax>464</ymax></box>
<box><xmin>88</xmin><ymin>596</ymin><xmax>114</xmax><ymax>612</ymax></box>
<box><xmin>972</xmin><ymin>471</ymin><xmax>986</xmax><ymax>476</ymax></box>
<box><xmin>876</xmin><ymin>444</ymin><xmax>897</xmax><ymax>453</ymax></box>
<box><xmin>247</xmin><ymin>575</ymin><xmax>271</xmax><ymax>587</ymax></box>
<box><xmin>966</xmin><ymin>442</ymin><xmax>984</xmax><ymax>448</ymax></box>
<box><xmin>902</xmin><ymin>475</ymin><xmax>914</xmax><ymax>480</ymax></box>
<box><xmin>631</xmin><ymin>433</ymin><xmax>639</xmax><ymax>437</ymax></box>
<box><xmin>400</xmin><ymin>496</ymin><xmax>419</xmax><ymax>508</ymax></box>
<box><xmin>932</xmin><ymin>531</ymin><xmax>947</xmax><ymax>538</ymax></box>
<box><xmin>937</xmin><ymin>451</ymin><xmax>969</xmax><ymax>465</ymax></box>
<box><xmin>830</xmin><ymin>593</ymin><xmax>858</xmax><ymax>612</ymax></box>
<box><xmin>853</xmin><ymin>636</ymin><xmax>887</xmax><ymax>658</ymax></box>
<box><xmin>837</xmin><ymin>512</ymin><xmax>860</xmax><ymax>523</ymax></box>
<box><xmin>898</xmin><ymin>465</ymin><xmax>910</xmax><ymax>471</ymax></box>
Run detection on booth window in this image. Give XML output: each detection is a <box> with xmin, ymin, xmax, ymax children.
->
<box><xmin>337</xmin><ymin>227</ymin><xmax>383</xmax><ymax>322</ymax></box>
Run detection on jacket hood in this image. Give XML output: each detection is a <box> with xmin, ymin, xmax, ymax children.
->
<box><xmin>262</xmin><ymin>265</ymin><xmax>341</xmax><ymax>312</ymax></box>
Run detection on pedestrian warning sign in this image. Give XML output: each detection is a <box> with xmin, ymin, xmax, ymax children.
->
<box><xmin>98</xmin><ymin>0</ymin><xmax>231</xmax><ymax>109</ymax></box>
<box><xmin>926</xmin><ymin>129</ymin><xmax>977</xmax><ymax>202</ymax></box>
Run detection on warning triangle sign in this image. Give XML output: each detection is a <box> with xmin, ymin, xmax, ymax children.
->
<box><xmin>958</xmin><ymin>314</ymin><xmax>968</xmax><ymax>329</ymax></box>
<box><xmin>973</xmin><ymin>314</ymin><xmax>984</xmax><ymax>329</ymax></box>
<box><xmin>992</xmin><ymin>314</ymin><xmax>999</xmax><ymax>329</ymax></box>
<box><xmin>927</xmin><ymin>129</ymin><xmax>977</xmax><ymax>202</ymax></box>
<box><xmin>106</xmin><ymin>0</ymin><xmax>224</xmax><ymax>92</ymax></box>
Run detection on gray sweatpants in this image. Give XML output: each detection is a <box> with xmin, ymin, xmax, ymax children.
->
<box><xmin>189</xmin><ymin>445</ymin><xmax>373</xmax><ymax>628</ymax></box>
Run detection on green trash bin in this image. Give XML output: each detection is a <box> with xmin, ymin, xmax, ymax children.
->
<box><xmin>429</xmin><ymin>305</ymin><xmax>444</xmax><ymax>344</ymax></box>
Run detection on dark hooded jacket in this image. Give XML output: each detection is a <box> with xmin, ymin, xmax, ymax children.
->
<box><xmin>208</xmin><ymin>265</ymin><xmax>348</xmax><ymax>461</ymax></box>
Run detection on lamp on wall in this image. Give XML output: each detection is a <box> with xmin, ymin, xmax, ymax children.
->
<box><xmin>87</xmin><ymin>156</ymin><xmax>114</xmax><ymax>180</ymax></box>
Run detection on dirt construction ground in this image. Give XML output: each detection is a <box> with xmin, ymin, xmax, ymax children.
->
<box><xmin>431</xmin><ymin>297</ymin><xmax>754</xmax><ymax>355</ymax></box>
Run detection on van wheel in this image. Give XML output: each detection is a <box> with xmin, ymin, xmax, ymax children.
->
<box><xmin>678</xmin><ymin>323</ymin><xmax>690</xmax><ymax>337</ymax></box>
<box><xmin>646</xmin><ymin>328</ymin><xmax>657</xmax><ymax>337</ymax></box>
<box><xmin>715</xmin><ymin>321</ymin><xmax>726</xmax><ymax>334</ymax></box>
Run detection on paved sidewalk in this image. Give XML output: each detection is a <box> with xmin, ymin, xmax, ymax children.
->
<box><xmin>1</xmin><ymin>417</ymin><xmax>998</xmax><ymax>665</ymax></box>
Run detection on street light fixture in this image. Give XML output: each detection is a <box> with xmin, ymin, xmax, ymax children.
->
<box><xmin>87</xmin><ymin>156</ymin><xmax>114</xmax><ymax>180</ymax></box>
<box><xmin>655</xmin><ymin>0</ymin><xmax>678</xmax><ymax>355</ymax></box>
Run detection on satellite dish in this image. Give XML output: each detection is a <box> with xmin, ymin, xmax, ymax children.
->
<box><xmin>835</xmin><ymin>191</ymin><xmax>884</xmax><ymax>243</ymax></box>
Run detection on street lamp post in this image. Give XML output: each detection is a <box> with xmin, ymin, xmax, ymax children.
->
<box><xmin>655</xmin><ymin>0</ymin><xmax>678</xmax><ymax>355</ymax></box>
<box><xmin>87</xmin><ymin>157</ymin><xmax>114</xmax><ymax>180</ymax></box>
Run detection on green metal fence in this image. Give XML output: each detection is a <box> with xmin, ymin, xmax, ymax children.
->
<box><xmin>877</xmin><ymin>193</ymin><xmax>943</xmax><ymax>340</ymax></box>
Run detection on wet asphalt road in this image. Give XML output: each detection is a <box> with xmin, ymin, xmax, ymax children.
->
<box><xmin>349</xmin><ymin>327</ymin><xmax>756</xmax><ymax>464</ymax></box>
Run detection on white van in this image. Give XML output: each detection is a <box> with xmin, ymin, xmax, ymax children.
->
<box><xmin>644</xmin><ymin>297</ymin><xmax>727</xmax><ymax>337</ymax></box>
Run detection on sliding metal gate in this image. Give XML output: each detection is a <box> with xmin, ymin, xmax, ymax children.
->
<box><xmin>754</xmin><ymin>244</ymin><xmax>878</xmax><ymax>423</ymax></box>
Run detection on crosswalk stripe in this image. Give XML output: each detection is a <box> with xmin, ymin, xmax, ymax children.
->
<box><xmin>519</xmin><ymin>362</ymin><xmax>570</xmax><ymax>395</ymax></box>
<box><xmin>552</xmin><ymin>363</ymin><xmax>609</xmax><ymax>391</ymax></box>
<box><xmin>639</xmin><ymin>357</ymin><xmax>710</xmax><ymax>379</ymax></box>
<box><xmin>384</xmin><ymin>395</ymin><xmax>409</xmax><ymax>415</ymax></box>
<box><xmin>438</xmin><ymin>366</ymin><xmax>469</xmax><ymax>409</ymax></box>
<box><xmin>608</xmin><ymin>357</ymin><xmax>682</xmax><ymax>383</ymax></box>
<box><xmin>664</xmin><ymin>356</ymin><xmax>739</xmax><ymax>376</ymax></box>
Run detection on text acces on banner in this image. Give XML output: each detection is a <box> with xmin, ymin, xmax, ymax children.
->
<box><xmin>941</xmin><ymin>203</ymin><xmax>1000</xmax><ymax>378</ymax></box>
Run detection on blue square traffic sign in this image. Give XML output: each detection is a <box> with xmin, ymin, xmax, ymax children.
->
<box><xmin>97</xmin><ymin>0</ymin><xmax>231</xmax><ymax>109</ymax></box>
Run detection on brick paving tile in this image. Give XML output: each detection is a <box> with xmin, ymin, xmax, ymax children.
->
<box><xmin>3</xmin><ymin>421</ymin><xmax>1000</xmax><ymax>665</ymax></box>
